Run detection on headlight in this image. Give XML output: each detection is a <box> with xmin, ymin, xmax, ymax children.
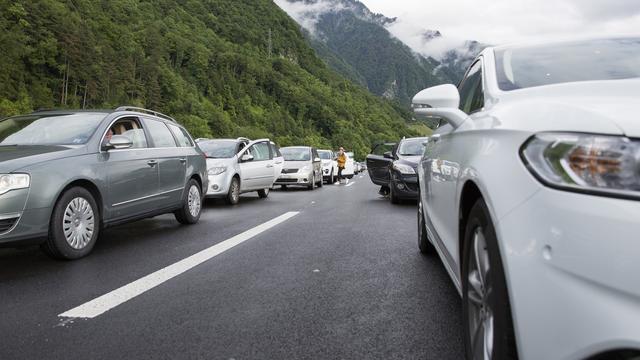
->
<box><xmin>393</xmin><ymin>162</ymin><xmax>416</xmax><ymax>175</ymax></box>
<box><xmin>521</xmin><ymin>132</ymin><xmax>640</xmax><ymax>198</ymax></box>
<box><xmin>208</xmin><ymin>167</ymin><xmax>227</xmax><ymax>176</ymax></box>
<box><xmin>0</xmin><ymin>174</ymin><xmax>30</xmax><ymax>195</ymax></box>
<box><xmin>300</xmin><ymin>165</ymin><xmax>311</xmax><ymax>172</ymax></box>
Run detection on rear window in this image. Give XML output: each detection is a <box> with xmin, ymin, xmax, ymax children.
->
<box><xmin>167</xmin><ymin>123</ymin><xmax>194</xmax><ymax>147</ymax></box>
<box><xmin>145</xmin><ymin>119</ymin><xmax>177</xmax><ymax>148</ymax></box>
<box><xmin>495</xmin><ymin>38</ymin><xmax>640</xmax><ymax>90</ymax></box>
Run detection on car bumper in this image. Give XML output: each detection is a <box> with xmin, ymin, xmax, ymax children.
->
<box><xmin>498</xmin><ymin>188</ymin><xmax>640</xmax><ymax>360</ymax></box>
<box><xmin>390</xmin><ymin>171</ymin><xmax>419</xmax><ymax>199</ymax></box>
<box><xmin>274</xmin><ymin>172</ymin><xmax>313</xmax><ymax>185</ymax></box>
<box><xmin>0</xmin><ymin>189</ymin><xmax>49</xmax><ymax>246</ymax></box>
<box><xmin>205</xmin><ymin>171</ymin><xmax>233</xmax><ymax>198</ymax></box>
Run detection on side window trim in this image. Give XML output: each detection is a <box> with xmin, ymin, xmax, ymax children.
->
<box><xmin>458</xmin><ymin>57</ymin><xmax>485</xmax><ymax>115</ymax></box>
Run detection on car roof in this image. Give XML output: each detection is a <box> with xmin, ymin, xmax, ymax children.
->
<box><xmin>27</xmin><ymin>107</ymin><xmax>180</xmax><ymax>125</ymax></box>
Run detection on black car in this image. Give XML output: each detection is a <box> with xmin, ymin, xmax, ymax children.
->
<box><xmin>366</xmin><ymin>137</ymin><xmax>429</xmax><ymax>203</ymax></box>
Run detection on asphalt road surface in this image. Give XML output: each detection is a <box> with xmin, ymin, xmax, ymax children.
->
<box><xmin>1</xmin><ymin>174</ymin><xmax>463</xmax><ymax>359</ymax></box>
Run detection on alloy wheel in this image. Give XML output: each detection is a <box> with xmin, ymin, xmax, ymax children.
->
<box><xmin>467</xmin><ymin>227</ymin><xmax>494</xmax><ymax>360</ymax></box>
<box><xmin>63</xmin><ymin>197</ymin><xmax>95</xmax><ymax>250</ymax></box>
<box><xmin>188</xmin><ymin>185</ymin><xmax>201</xmax><ymax>217</ymax></box>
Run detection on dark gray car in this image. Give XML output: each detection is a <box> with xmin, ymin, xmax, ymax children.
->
<box><xmin>0</xmin><ymin>107</ymin><xmax>208</xmax><ymax>259</ymax></box>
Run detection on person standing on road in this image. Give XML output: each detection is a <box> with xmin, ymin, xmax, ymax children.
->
<box><xmin>335</xmin><ymin>147</ymin><xmax>348</xmax><ymax>184</ymax></box>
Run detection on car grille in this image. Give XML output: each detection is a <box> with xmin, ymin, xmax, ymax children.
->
<box><xmin>281</xmin><ymin>169</ymin><xmax>298</xmax><ymax>174</ymax></box>
<box><xmin>406</xmin><ymin>183</ymin><xmax>418</xmax><ymax>192</ymax></box>
<box><xmin>277</xmin><ymin>178</ymin><xmax>298</xmax><ymax>183</ymax></box>
<box><xmin>0</xmin><ymin>216</ymin><xmax>19</xmax><ymax>233</ymax></box>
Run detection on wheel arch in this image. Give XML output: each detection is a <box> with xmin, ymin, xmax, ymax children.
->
<box><xmin>53</xmin><ymin>179</ymin><xmax>105</xmax><ymax>222</ymax></box>
<box><xmin>458</xmin><ymin>180</ymin><xmax>484</xmax><ymax>274</ymax></box>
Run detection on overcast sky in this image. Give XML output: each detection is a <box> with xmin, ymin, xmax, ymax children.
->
<box><xmin>360</xmin><ymin>0</ymin><xmax>640</xmax><ymax>46</ymax></box>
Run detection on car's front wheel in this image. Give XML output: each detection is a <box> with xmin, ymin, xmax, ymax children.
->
<box><xmin>462</xmin><ymin>198</ymin><xmax>518</xmax><ymax>360</ymax></box>
<box><xmin>42</xmin><ymin>187</ymin><xmax>100</xmax><ymax>260</ymax></box>
<box><xmin>329</xmin><ymin>171</ymin><xmax>334</xmax><ymax>184</ymax></box>
<box><xmin>308</xmin><ymin>174</ymin><xmax>316</xmax><ymax>190</ymax></box>
<box><xmin>174</xmin><ymin>179</ymin><xmax>202</xmax><ymax>225</ymax></box>
<box><xmin>226</xmin><ymin>177</ymin><xmax>240</xmax><ymax>205</ymax></box>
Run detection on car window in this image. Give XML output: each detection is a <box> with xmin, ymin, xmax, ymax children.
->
<box><xmin>270</xmin><ymin>143</ymin><xmax>282</xmax><ymax>157</ymax></box>
<box><xmin>312</xmin><ymin>149</ymin><xmax>319</xmax><ymax>159</ymax></box>
<box><xmin>371</xmin><ymin>143</ymin><xmax>395</xmax><ymax>156</ymax></box>
<box><xmin>318</xmin><ymin>151</ymin><xmax>332</xmax><ymax>160</ymax></box>
<box><xmin>458</xmin><ymin>60</ymin><xmax>484</xmax><ymax>114</ymax></box>
<box><xmin>145</xmin><ymin>119</ymin><xmax>177</xmax><ymax>148</ymax></box>
<box><xmin>249</xmin><ymin>142</ymin><xmax>271</xmax><ymax>161</ymax></box>
<box><xmin>104</xmin><ymin>117</ymin><xmax>147</xmax><ymax>149</ymax></box>
<box><xmin>398</xmin><ymin>139</ymin><xmax>427</xmax><ymax>156</ymax></box>
<box><xmin>167</xmin><ymin>123</ymin><xmax>193</xmax><ymax>147</ymax></box>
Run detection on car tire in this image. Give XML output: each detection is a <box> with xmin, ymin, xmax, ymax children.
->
<box><xmin>174</xmin><ymin>179</ymin><xmax>202</xmax><ymax>225</ymax></box>
<box><xmin>308</xmin><ymin>174</ymin><xmax>316</xmax><ymax>190</ymax></box>
<box><xmin>329</xmin><ymin>171</ymin><xmax>334</xmax><ymax>184</ymax></box>
<box><xmin>42</xmin><ymin>187</ymin><xmax>100</xmax><ymax>260</ymax></box>
<box><xmin>390</xmin><ymin>184</ymin><xmax>401</xmax><ymax>204</ymax></box>
<box><xmin>226</xmin><ymin>177</ymin><xmax>240</xmax><ymax>205</ymax></box>
<box><xmin>461</xmin><ymin>198</ymin><xmax>518</xmax><ymax>360</ymax></box>
<box><xmin>317</xmin><ymin>173</ymin><xmax>323</xmax><ymax>188</ymax></box>
<box><xmin>417</xmin><ymin>200</ymin><xmax>435</xmax><ymax>254</ymax></box>
<box><xmin>258</xmin><ymin>188</ymin><xmax>270</xmax><ymax>198</ymax></box>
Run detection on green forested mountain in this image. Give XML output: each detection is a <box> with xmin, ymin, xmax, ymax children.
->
<box><xmin>0</xmin><ymin>0</ymin><xmax>426</xmax><ymax>159</ymax></box>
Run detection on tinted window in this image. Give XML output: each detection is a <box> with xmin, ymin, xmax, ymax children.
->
<box><xmin>198</xmin><ymin>140</ymin><xmax>237</xmax><ymax>158</ymax></box>
<box><xmin>0</xmin><ymin>113</ymin><xmax>107</xmax><ymax>145</ymax></box>
<box><xmin>398</xmin><ymin>139</ymin><xmax>427</xmax><ymax>156</ymax></box>
<box><xmin>167</xmin><ymin>124</ymin><xmax>193</xmax><ymax>147</ymax></box>
<box><xmin>281</xmin><ymin>147</ymin><xmax>310</xmax><ymax>161</ymax></box>
<box><xmin>146</xmin><ymin>119</ymin><xmax>177</xmax><ymax>148</ymax></box>
<box><xmin>495</xmin><ymin>38</ymin><xmax>640</xmax><ymax>91</ymax></box>
<box><xmin>248</xmin><ymin>142</ymin><xmax>271</xmax><ymax>161</ymax></box>
<box><xmin>458</xmin><ymin>61</ymin><xmax>484</xmax><ymax>114</ymax></box>
<box><xmin>371</xmin><ymin>143</ymin><xmax>394</xmax><ymax>156</ymax></box>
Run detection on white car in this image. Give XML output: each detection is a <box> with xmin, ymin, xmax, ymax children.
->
<box><xmin>274</xmin><ymin>146</ymin><xmax>324</xmax><ymax>190</ymax></box>
<box><xmin>318</xmin><ymin>149</ymin><xmax>338</xmax><ymax>184</ymax></box>
<box><xmin>414</xmin><ymin>37</ymin><xmax>640</xmax><ymax>360</ymax></box>
<box><xmin>199</xmin><ymin>138</ymin><xmax>283</xmax><ymax>204</ymax></box>
<box><xmin>343</xmin><ymin>151</ymin><xmax>355</xmax><ymax>179</ymax></box>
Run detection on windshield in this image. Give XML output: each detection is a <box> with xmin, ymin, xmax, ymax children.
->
<box><xmin>318</xmin><ymin>151</ymin><xmax>332</xmax><ymax>160</ymax></box>
<box><xmin>0</xmin><ymin>113</ymin><xmax>107</xmax><ymax>146</ymax></box>
<box><xmin>398</xmin><ymin>139</ymin><xmax>426</xmax><ymax>156</ymax></box>
<box><xmin>345</xmin><ymin>152</ymin><xmax>354</xmax><ymax>158</ymax></box>
<box><xmin>495</xmin><ymin>38</ymin><xmax>640</xmax><ymax>91</ymax></box>
<box><xmin>281</xmin><ymin>147</ymin><xmax>310</xmax><ymax>161</ymax></box>
<box><xmin>198</xmin><ymin>140</ymin><xmax>238</xmax><ymax>158</ymax></box>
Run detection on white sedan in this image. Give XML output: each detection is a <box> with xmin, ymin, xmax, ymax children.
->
<box><xmin>414</xmin><ymin>37</ymin><xmax>640</xmax><ymax>360</ymax></box>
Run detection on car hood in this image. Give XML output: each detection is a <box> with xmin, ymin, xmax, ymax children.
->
<box><xmin>495</xmin><ymin>78</ymin><xmax>640</xmax><ymax>137</ymax></box>
<box><xmin>321</xmin><ymin>159</ymin><xmax>333</xmax><ymax>166</ymax></box>
<box><xmin>206</xmin><ymin>157</ymin><xmax>235</xmax><ymax>169</ymax></box>
<box><xmin>396</xmin><ymin>155</ymin><xmax>421</xmax><ymax>168</ymax></box>
<box><xmin>0</xmin><ymin>145</ymin><xmax>81</xmax><ymax>173</ymax></box>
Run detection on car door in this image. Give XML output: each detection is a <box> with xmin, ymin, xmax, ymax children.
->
<box><xmin>143</xmin><ymin>118</ymin><xmax>186</xmax><ymax>207</ymax></box>
<box><xmin>270</xmin><ymin>142</ymin><xmax>284</xmax><ymax>180</ymax></box>
<box><xmin>366</xmin><ymin>142</ymin><xmax>396</xmax><ymax>186</ymax></box>
<box><xmin>102</xmin><ymin>117</ymin><xmax>160</xmax><ymax>220</ymax></box>
<box><xmin>425</xmin><ymin>59</ymin><xmax>485</xmax><ymax>272</ymax></box>
<box><xmin>238</xmin><ymin>140</ymin><xmax>273</xmax><ymax>191</ymax></box>
<box><xmin>311</xmin><ymin>148</ymin><xmax>322</xmax><ymax>179</ymax></box>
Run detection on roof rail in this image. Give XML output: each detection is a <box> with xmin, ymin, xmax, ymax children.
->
<box><xmin>115</xmin><ymin>106</ymin><xmax>177</xmax><ymax>122</ymax></box>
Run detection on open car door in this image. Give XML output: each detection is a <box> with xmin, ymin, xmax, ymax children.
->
<box><xmin>366</xmin><ymin>142</ymin><xmax>396</xmax><ymax>186</ymax></box>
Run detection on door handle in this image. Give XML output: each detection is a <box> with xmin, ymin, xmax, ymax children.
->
<box><xmin>179</xmin><ymin>158</ymin><xmax>187</xmax><ymax>164</ymax></box>
<box><xmin>147</xmin><ymin>160</ymin><xmax>158</xmax><ymax>167</ymax></box>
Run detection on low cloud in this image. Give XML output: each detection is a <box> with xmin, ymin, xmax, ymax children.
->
<box><xmin>274</xmin><ymin>0</ymin><xmax>347</xmax><ymax>36</ymax></box>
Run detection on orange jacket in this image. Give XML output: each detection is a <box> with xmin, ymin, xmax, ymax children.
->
<box><xmin>336</xmin><ymin>152</ymin><xmax>347</xmax><ymax>168</ymax></box>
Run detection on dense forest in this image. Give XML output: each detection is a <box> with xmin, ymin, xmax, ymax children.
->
<box><xmin>0</xmin><ymin>0</ymin><xmax>429</xmax><ymax>159</ymax></box>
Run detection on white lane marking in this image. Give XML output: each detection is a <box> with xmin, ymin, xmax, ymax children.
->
<box><xmin>59</xmin><ymin>212</ymin><xmax>300</xmax><ymax>319</ymax></box>
<box><xmin>346</xmin><ymin>182</ymin><xmax>355</xmax><ymax>187</ymax></box>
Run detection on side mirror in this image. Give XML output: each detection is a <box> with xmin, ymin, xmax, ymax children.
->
<box><xmin>105</xmin><ymin>135</ymin><xmax>133</xmax><ymax>150</ymax></box>
<box><xmin>383</xmin><ymin>151</ymin><xmax>394</xmax><ymax>159</ymax></box>
<box><xmin>412</xmin><ymin>84</ymin><xmax>468</xmax><ymax>129</ymax></box>
<box><xmin>241</xmin><ymin>154</ymin><xmax>254</xmax><ymax>162</ymax></box>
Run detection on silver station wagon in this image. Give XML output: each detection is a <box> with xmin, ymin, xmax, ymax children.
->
<box><xmin>0</xmin><ymin>107</ymin><xmax>208</xmax><ymax>259</ymax></box>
